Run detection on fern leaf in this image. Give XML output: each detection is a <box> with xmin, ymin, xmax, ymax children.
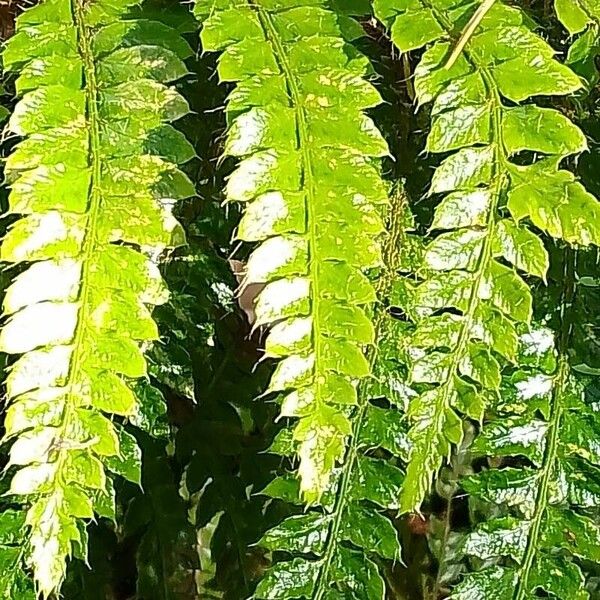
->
<box><xmin>374</xmin><ymin>0</ymin><xmax>600</xmax><ymax>513</ymax></box>
<box><xmin>555</xmin><ymin>0</ymin><xmax>600</xmax><ymax>88</ymax></box>
<box><xmin>195</xmin><ymin>0</ymin><xmax>389</xmax><ymax>502</ymax></box>
<box><xmin>255</xmin><ymin>187</ymin><xmax>414</xmax><ymax>599</ymax></box>
<box><xmin>0</xmin><ymin>1</ymin><xmax>194</xmax><ymax>595</ymax></box>
<box><xmin>453</xmin><ymin>254</ymin><xmax>600</xmax><ymax>599</ymax></box>
<box><xmin>0</xmin><ymin>509</ymin><xmax>36</xmax><ymax>599</ymax></box>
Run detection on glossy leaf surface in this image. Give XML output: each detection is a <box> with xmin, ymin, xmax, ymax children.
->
<box><xmin>374</xmin><ymin>0</ymin><xmax>600</xmax><ymax>513</ymax></box>
<box><xmin>195</xmin><ymin>0</ymin><xmax>388</xmax><ymax>502</ymax></box>
<box><xmin>0</xmin><ymin>0</ymin><xmax>193</xmax><ymax>594</ymax></box>
<box><xmin>455</xmin><ymin>266</ymin><xmax>600</xmax><ymax>600</ymax></box>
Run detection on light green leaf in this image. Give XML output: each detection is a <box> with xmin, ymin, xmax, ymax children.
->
<box><xmin>0</xmin><ymin>2</ymin><xmax>193</xmax><ymax>596</ymax></box>
<box><xmin>493</xmin><ymin>219</ymin><xmax>549</xmax><ymax>279</ymax></box>
<box><xmin>199</xmin><ymin>0</ymin><xmax>386</xmax><ymax>506</ymax></box>
<box><xmin>502</xmin><ymin>105</ymin><xmax>587</xmax><ymax>156</ymax></box>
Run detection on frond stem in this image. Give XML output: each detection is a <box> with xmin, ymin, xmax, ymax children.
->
<box><xmin>311</xmin><ymin>185</ymin><xmax>409</xmax><ymax>599</ymax></box>
<box><xmin>46</xmin><ymin>0</ymin><xmax>104</xmax><ymax>494</ymax></box>
<box><xmin>247</xmin><ymin>0</ymin><xmax>326</xmax><ymax>479</ymax></box>
<box><xmin>513</xmin><ymin>251</ymin><xmax>576</xmax><ymax>600</ymax></box>
<box><xmin>402</xmin><ymin>0</ymin><xmax>510</xmax><ymax>511</ymax></box>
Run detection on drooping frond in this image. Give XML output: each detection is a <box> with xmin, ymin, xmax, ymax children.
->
<box><xmin>0</xmin><ymin>0</ymin><xmax>194</xmax><ymax>594</ymax></box>
<box><xmin>453</xmin><ymin>252</ymin><xmax>600</xmax><ymax>600</ymax></box>
<box><xmin>374</xmin><ymin>0</ymin><xmax>600</xmax><ymax>513</ymax></box>
<box><xmin>255</xmin><ymin>186</ymin><xmax>414</xmax><ymax>599</ymax></box>
<box><xmin>194</xmin><ymin>0</ymin><xmax>389</xmax><ymax>502</ymax></box>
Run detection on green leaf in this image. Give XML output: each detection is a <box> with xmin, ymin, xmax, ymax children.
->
<box><xmin>555</xmin><ymin>0</ymin><xmax>599</xmax><ymax>34</ymax></box>
<box><xmin>508</xmin><ymin>160</ymin><xmax>600</xmax><ymax>246</ymax></box>
<box><xmin>390</xmin><ymin>8</ymin><xmax>444</xmax><ymax>52</ymax></box>
<box><xmin>341</xmin><ymin>504</ymin><xmax>401</xmax><ymax>561</ymax></box>
<box><xmin>331</xmin><ymin>547</ymin><xmax>385</xmax><ymax>600</ymax></box>
<box><xmin>126</xmin><ymin>436</ymin><xmax>198</xmax><ymax>600</ymax></box>
<box><xmin>255</xmin><ymin>558</ymin><xmax>319</xmax><ymax>599</ymax></box>
<box><xmin>0</xmin><ymin>511</ymin><xmax>35</xmax><ymax>600</ymax></box>
<box><xmin>492</xmin><ymin>219</ymin><xmax>549</xmax><ymax>280</ymax></box>
<box><xmin>451</xmin><ymin>567</ymin><xmax>517</xmax><ymax>599</ymax></box>
<box><xmin>502</xmin><ymin>106</ymin><xmax>587</xmax><ymax>156</ymax></box>
<box><xmin>105</xmin><ymin>427</ymin><xmax>142</xmax><ymax>485</ymax></box>
<box><xmin>197</xmin><ymin>0</ymin><xmax>387</xmax><ymax>504</ymax></box>
<box><xmin>259</xmin><ymin>513</ymin><xmax>330</xmax><ymax>554</ymax></box>
<box><xmin>566</xmin><ymin>25</ymin><xmax>600</xmax><ymax>88</ymax></box>
<box><xmin>0</xmin><ymin>1</ymin><xmax>194</xmax><ymax>595</ymax></box>
<box><xmin>375</xmin><ymin>0</ymin><xmax>598</xmax><ymax>513</ymax></box>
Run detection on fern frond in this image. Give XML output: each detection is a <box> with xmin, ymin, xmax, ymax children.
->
<box><xmin>555</xmin><ymin>0</ymin><xmax>600</xmax><ymax>88</ymax></box>
<box><xmin>0</xmin><ymin>1</ymin><xmax>194</xmax><ymax>595</ymax></box>
<box><xmin>0</xmin><ymin>509</ymin><xmax>36</xmax><ymax>599</ymax></box>
<box><xmin>453</xmin><ymin>254</ymin><xmax>600</xmax><ymax>599</ymax></box>
<box><xmin>255</xmin><ymin>187</ymin><xmax>414</xmax><ymax>599</ymax></box>
<box><xmin>195</xmin><ymin>0</ymin><xmax>389</xmax><ymax>502</ymax></box>
<box><xmin>374</xmin><ymin>0</ymin><xmax>600</xmax><ymax>513</ymax></box>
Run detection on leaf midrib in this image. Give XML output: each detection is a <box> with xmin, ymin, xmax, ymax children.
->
<box><xmin>401</xmin><ymin>0</ymin><xmax>509</xmax><ymax>513</ymax></box>
<box><xmin>50</xmin><ymin>0</ymin><xmax>105</xmax><ymax>486</ymax></box>
<box><xmin>248</xmin><ymin>0</ymin><xmax>326</xmax><ymax>493</ymax></box>
<box><xmin>246</xmin><ymin>5</ymin><xmax>342</xmax><ymax>593</ymax></box>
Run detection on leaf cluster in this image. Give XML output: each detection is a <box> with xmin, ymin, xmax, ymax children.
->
<box><xmin>1</xmin><ymin>0</ymin><xmax>600</xmax><ymax>599</ymax></box>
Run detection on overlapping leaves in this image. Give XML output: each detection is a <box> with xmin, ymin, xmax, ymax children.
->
<box><xmin>0</xmin><ymin>0</ymin><xmax>194</xmax><ymax>594</ymax></box>
<box><xmin>195</xmin><ymin>0</ymin><xmax>389</xmax><ymax>502</ymax></box>
<box><xmin>0</xmin><ymin>508</ymin><xmax>35</xmax><ymax>599</ymax></box>
<box><xmin>124</xmin><ymin>434</ymin><xmax>199</xmax><ymax>600</ymax></box>
<box><xmin>256</xmin><ymin>382</ymin><xmax>407</xmax><ymax>600</ymax></box>
<box><xmin>254</xmin><ymin>188</ymin><xmax>414</xmax><ymax>599</ymax></box>
<box><xmin>374</xmin><ymin>0</ymin><xmax>600</xmax><ymax>513</ymax></box>
<box><xmin>1</xmin><ymin>0</ymin><xmax>600</xmax><ymax>598</ymax></box>
<box><xmin>555</xmin><ymin>0</ymin><xmax>600</xmax><ymax>87</ymax></box>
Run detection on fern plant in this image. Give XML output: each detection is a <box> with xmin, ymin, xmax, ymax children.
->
<box><xmin>0</xmin><ymin>0</ymin><xmax>194</xmax><ymax>594</ymax></box>
<box><xmin>194</xmin><ymin>0</ymin><xmax>389</xmax><ymax>502</ymax></box>
<box><xmin>1</xmin><ymin>1</ymin><xmax>600</xmax><ymax>598</ymax></box>
<box><xmin>374</xmin><ymin>0</ymin><xmax>600</xmax><ymax>513</ymax></box>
